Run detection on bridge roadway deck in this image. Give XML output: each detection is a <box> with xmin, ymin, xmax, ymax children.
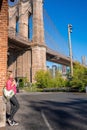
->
<box><xmin>8</xmin><ymin>31</ymin><xmax>71</xmax><ymax>66</ymax></box>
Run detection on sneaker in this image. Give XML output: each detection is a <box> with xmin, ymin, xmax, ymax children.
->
<box><xmin>13</xmin><ymin>120</ymin><xmax>19</xmax><ymax>126</ymax></box>
<box><xmin>7</xmin><ymin>119</ymin><xmax>14</xmax><ymax>126</ymax></box>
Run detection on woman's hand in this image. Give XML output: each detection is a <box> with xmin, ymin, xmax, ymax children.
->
<box><xmin>12</xmin><ymin>79</ymin><xmax>17</xmax><ymax>86</ymax></box>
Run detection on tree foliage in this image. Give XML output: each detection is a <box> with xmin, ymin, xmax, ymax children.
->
<box><xmin>35</xmin><ymin>70</ymin><xmax>66</xmax><ymax>88</ymax></box>
<box><xmin>35</xmin><ymin>62</ymin><xmax>87</xmax><ymax>92</ymax></box>
<box><xmin>69</xmin><ymin>62</ymin><xmax>87</xmax><ymax>92</ymax></box>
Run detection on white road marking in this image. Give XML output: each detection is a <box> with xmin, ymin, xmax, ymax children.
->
<box><xmin>41</xmin><ymin>110</ymin><xmax>53</xmax><ymax>130</ymax></box>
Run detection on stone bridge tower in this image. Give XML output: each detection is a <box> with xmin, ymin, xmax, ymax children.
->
<box><xmin>8</xmin><ymin>0</ymin><xmax>46</xmax><ymax>82</ymax></box>
<box><xmin>31</xmin><ymin>0</ymin><xmax>46</xmax><ymax>81</ymax></box>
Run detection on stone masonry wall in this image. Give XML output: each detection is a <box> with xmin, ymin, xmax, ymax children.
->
<box><xmin>32</xmin><ymin>46</ymin><xmax>46</xmax><ymax>82</ymax></box>
<box><xmin>16</xmin><ymin>50</ymin><xmax>31</xmax><ymax>81</ymax></box>
<box><xmin>32</xmin><ymin>0</ymin><xmax>46</xmax><ymax>82</ymax></box>
<box><xmin>8</xmin><ymin>0</ymin><xmax>46</xmax><ymax>82</ymax></box>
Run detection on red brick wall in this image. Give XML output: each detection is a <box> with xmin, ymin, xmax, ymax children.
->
<box><xmin>0</xmin><ymin>0</ymin><xmax>8</xmax><ymax>96</ymax></box>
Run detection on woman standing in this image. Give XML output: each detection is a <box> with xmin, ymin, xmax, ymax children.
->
<box><xmin>6</xmin><ymin>71</ymin><xmax>19</xmax><ymax>126</ymax></box>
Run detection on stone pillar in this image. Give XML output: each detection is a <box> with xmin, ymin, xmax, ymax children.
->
<box><xmin>32</xmin><ymin>0</ymin><xmax>46</xmax><ymax>82</ymax></box>
<box><xmin>31</xmin><ymin>46</ymin><xmax>46</xmax><ymax>82</ymax></box>
<box><xmin>0</xmin><ymin>0</ymin><xmax>8</xmax><ymax>129</ymax></box>
<box><xmin>9</xmin><ymin>6</ymin><xmax>17</xmax><ymax>35</ymax></box>
<box><xmin>22</xmin><ymin>50</ymin><xmax>32</xmax><ymax>82</ymax></box>
<box><xmin>19</xmin><ymin>1</ymin><xmax>29</xmax><ymax>39</ymax></box>
<box><xmin>32</xmin><ymin>0</ymin><xmax>45</xmax><ymax>45</ymax></box>
<box><xmin>7</xmin><ymin>51</ymin><xmax>17</xmax><ymax>77</ymax></box>
<box><xmin>16</xmin><ymin>50</ymin><xmax>32</xmax><ymax>81</ymax></box>
<box><xmin>16</xmin><ymin>53</ymin><xmax>23</xmax><ymax>77</ymax></box>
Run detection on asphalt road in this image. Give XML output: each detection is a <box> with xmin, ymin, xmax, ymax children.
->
<box><xmin>6</xmin><ymin>92</ymin><xmax>87</xmax><ymax>130</ymax></box>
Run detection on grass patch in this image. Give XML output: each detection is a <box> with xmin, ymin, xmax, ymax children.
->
<box><xmin>20</xmin><ymin>85</ymin><xmax>43</xmax><ymax>92</ymax></box>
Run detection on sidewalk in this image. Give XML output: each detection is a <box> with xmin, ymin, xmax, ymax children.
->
<box><xmin>0</xmin><ymin>127</ymin><xmax>5</xmax><ymax>130</ymax></box>
<box><xmin>6</xmin><ymin>93</ymin><xmax>30</xmax><ymax>130</ymax></box>
<box><xmin>6</xmin><ymin>92</ymin><xmax>48</xmax><ymax>130</ymax></box>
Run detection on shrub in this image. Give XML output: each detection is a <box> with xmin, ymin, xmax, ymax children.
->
<box><xmin>68</xmin><ymin>62</ymin><xmax>87</xmax><ymax>92</ymax></box>
<box><xmin>19</xmin><ymin>78</ymin><xmax>24</xmax><ymax>88</ymax></box>
<box><xmin>35</xmin><ymin>70</ymin><xmax>51</xmax><ymax>88</ymax></box>
<box><xmin>35</xmin><ymin>70</ymin><xmax>66</xmax><ymax>89</ymax></box>
<box><xmin>18</xmin><ymin>77</ymin><xmax>30</xmax><ymax>88</ymax></box>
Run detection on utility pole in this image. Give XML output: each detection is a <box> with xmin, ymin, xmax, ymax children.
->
<box><xmin>68</xmin><ymin>24</ymin><xmax>73</xmax><ymax>77</ymax></box>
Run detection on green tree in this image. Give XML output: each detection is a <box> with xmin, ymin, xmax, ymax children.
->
<box><xmin>69</xmin><ymin>62</ymin><xmax>87</xmax><ymax>92</ymax></box>
<box><xmin>35</xmin><ymin>70</ymin><xmax>66</xmax><ymax>89</ymax></box>
<box><xmin>35</xmin><ymin>70</ymin><xmax>51</xmax><ymax>88</ymax></box>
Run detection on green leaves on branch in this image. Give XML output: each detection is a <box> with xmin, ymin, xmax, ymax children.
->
<box><xmin>35</xmin><ymin>70</ymin><xmax>66</xmax><ymax>88</ymax></box>
<box><xmin>35</xmin><ymin>62</ymin><xmax>87</xmax><ymax>92</ymax></box>
<box><xmin>69</xmin><ymin>62</ymin><xmax>87</xmax><ymax>92</ymax></box>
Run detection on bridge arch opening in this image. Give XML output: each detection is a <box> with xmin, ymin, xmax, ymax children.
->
<box><xmin>28</xmin><ymin>14</ymin><xmax>33</xmax><ymax>40</ymax></box>
<box><xmin>16</xmin><ymin>16</ymin><xmax>19</xmax><ymax>34</ymax></box>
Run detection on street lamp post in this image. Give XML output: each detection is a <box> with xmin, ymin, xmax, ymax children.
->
<box><xmin>68</xmin><ymin>24</ymin><xmax>73</xmax><ymax>77</ymax></box>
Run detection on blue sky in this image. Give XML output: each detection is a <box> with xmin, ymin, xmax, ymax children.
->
<box><xmin>8</xmin><ymin>0</ymin><xmax>87</xmax><ymax>66</ymax></box>
<box><xmin>44</xmin><ymin>0</ymin><xmax>87</xmax><ymax>64</ymax></box>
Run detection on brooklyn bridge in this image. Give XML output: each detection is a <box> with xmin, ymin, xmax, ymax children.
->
<box><xmin>8</xmin><ymin>0</ymin><xmax>72</xmax><ymax>82</ymax></box>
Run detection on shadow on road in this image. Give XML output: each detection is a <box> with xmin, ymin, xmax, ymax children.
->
<box><xmin>22</xmin><ymin>95</ymin><xmax>87</xmax><ymax>130</ymax></box>
<box><xmin>6</xmin><ymin>93</ymin><xmax>87</xmax><ymax>130</ymax></box>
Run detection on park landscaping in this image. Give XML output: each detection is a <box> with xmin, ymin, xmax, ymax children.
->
<box><xmin>19</xmin><ymin>62</ymin><xmax>87</xmax><ymax>93</ymax></box>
